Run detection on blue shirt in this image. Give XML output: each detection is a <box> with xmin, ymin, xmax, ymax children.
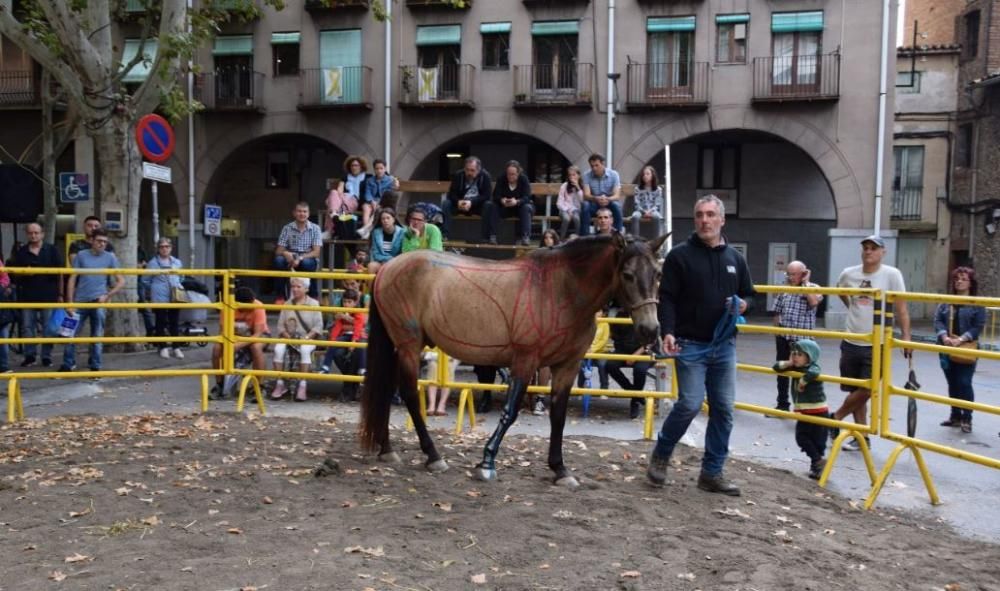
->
<box><xmin>72</xmin><ymin>249</ymin><xmax>119</xmax><ymax>302</ymax></box>
<box><xmin>143</xmin><ymin>255</ymin><xmax>183</xmax><ymax>303</ymax></box>
<box><xmin>582</xmin><ymin>168</ymin><xmax>621</xmax><ymax>198</ymax></box>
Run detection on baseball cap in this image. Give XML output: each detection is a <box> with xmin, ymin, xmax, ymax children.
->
<box><xmin>860</xmin><ymin>235</ymin><xmax>885</xmax><ymax>248</ymax></box>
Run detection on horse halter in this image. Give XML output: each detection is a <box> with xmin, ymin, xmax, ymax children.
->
<box><xmin>629</xmin><ymin>298</ymin><xmax>659</xmax><ymax>314</ymax></box>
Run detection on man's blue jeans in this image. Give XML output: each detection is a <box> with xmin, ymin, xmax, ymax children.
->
<box><xmin>653</xmin><ymin>337</ymin><xmax>736</xmax><ymax>476</ymax></box>
<box><xmin>0</xmin><ymin>323</ymin><xmax>9</xmax><ymax>371</ymax></box>
<box><xmin>580</xmin><ymin>201</ymin><xmax>624</xmax><ymax>235</ymax></box>
<box><xmin>21</xmin><ymin>308</ymin><xmax>55</xmax><ymax>361</ymax></box>
<box><xmin>63</xmin><ymin>307</ymin><xmax>105</xmax><ymax>370</ymax></box>
<box><xmin>273</xmin><ymin>256</ymin><xmax>319</xmax><ymax>298</ymax></box>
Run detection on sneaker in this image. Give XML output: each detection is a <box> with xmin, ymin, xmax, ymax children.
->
<box><xmin>58</xmin><ymin>364</ymin><xmax>76</xmax><ymax>372</ymax></box>
<box><xmin>842</xmin><ymin>437</ymin><xmax>870</xmax><ymax>452</ymax></box>
<box><xmin>20</xmin><ymin>356</ymin><xmax>37</xmax><ymax>368</ymax></box>
<box><xmin>646</xmin><ymin>454</ymin><xmax>670</xmax><ymax>487</ymax></box>
<box><xmin>808</xmin><ymin>458</ymin><xmax>826</xmax><ymax>480</ymax></box>
<box><xmin>270</xmin><ymin>380</ymin><xmax>288</xmax><ymax>400</ymax></box>
<box><xmin>487</xmin><ymin>235</ymin><xmax>498</xmax><ymax>245</ymax></box>
<box><xmin>519</xmin><ymin>236</ymin><xmax>532</xmax><ymax>247</ymax></box>
<box><xmin>629</xmin><ymin>400</ymin><xmax>642</xmax><ymax>420</ymax></box>
<box><xmin>357</xmin><ymin>225</ymin><xmax>372</xmax><ymax>240</ymax></box>
<box><xmin>318</xmin><ymin>365</ymin><xmax>331</xmax><ymax>374</ymax></box>
<box><xmin>41</xmin><ymin>358</ymin><xmax>53</xmax><ymax>368</ymax></box>
<box><xmin>209</xmin><ymin>383</ymin><xmax>227</xmax><ymax>400</ymax></box>
<box><xmin>940</xmin><ymin>418</ymin><xmax>961</xmax><ymax>427</ymax></box>
<box><xmin>533</xmin><ymin>398</ymin><xmax>546</xmax><ymax>416</ymax></box>
<box><xmin>961</xmin><ymin>421</ymin><xmax>972</xmax><ymax>434</ymax></box>
<box><xmin>697</xmin><ymin>472</ymin><xmax>742</xmax><ymax>496</ymax></box>
<box><xmin>172</xmin><ymin>348</ymin><xmax>185</xmax><ymax>359</ymax></box>
<box><xmin>295</xmin><ymin>380</ymin><xmax>308</xmax><ymax>402</ymax></box>
<box><xmin>159</xmin><ymin>348</ymin><xmax>171</xmax><ymax>359</ymax></box>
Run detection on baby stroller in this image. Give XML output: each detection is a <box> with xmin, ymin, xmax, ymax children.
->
<box><xmin>178</xmin><ymin>277</ymin><xmax>211</xmax><ymax>347</ymax></box>
<box><xmin>220</xmin><ymin>346</ymin><xmax>255</xmax><ymax>399</ymax></box>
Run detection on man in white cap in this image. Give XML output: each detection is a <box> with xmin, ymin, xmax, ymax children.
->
<box><xmin>833</xmin><ymin>235</ymin><xmax>910</xmax><ymax>451</ymax></box>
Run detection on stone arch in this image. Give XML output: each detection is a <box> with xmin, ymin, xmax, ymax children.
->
<box><xmin>615</xmin><ymin>106</ymin><xmax>864</xmax><ymax>227</ymax></box>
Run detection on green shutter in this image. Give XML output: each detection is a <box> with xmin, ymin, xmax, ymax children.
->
<box><xmin>416</xmin><ymin>25</ymin><xmax>462</xmax><ymax>46</ymax></box>
<box><xmin>480</xmin><ymin>22</ymin><xmax>511</xmax><ymax>35</ymax></box>
<box><xmin>121</xmin><ymin>38</ymin><xmax>159</xmax><ymax>83</ymax></box>
<box><xmin>212</xmin><ymin>35</ymin><xmax>254</xmax><ymax>56</ymax></box>
<box><xmin>716</xmin><ymin>13</ymin><xmax>750</xmax><ymax>24</ymax></box>
<box><xmin>125</xmin><ymin>0</ymin><xmax>146</xmax><ymax>13</ymax></box>
<box><xmin>319</xmin><ymin>29</ymin><xmax>363</xmax><ymax>103</ymax></box>
<box><xmin>647</xmin><ymin>16</ymin><xmax>696</xmax><ymax>33</ymax></box>
<box><xmin>271</xmin><ymin>32</ymin><xmax>301</xmax><ymax>45</ymax></box>
<box><xmin>771</xmin><ymin>11</ymin><xmax>824</xmax><ymax>33</ymax></box>
<box><xmin>531</xmin><ymin>20</ymin><xmax>579</xmax><ymax>36</ymax></box>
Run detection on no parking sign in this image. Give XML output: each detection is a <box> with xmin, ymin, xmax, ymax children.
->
<box><xmin>135</xmin><ymin>114</ymin><xmax>175</xmax><ymax>163</ymax></box>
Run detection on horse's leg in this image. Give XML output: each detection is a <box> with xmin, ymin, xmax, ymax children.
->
<box><xmin>476</xmin><ymin>375</ymin><xmax>529</xmax><ymax>481</ymax></box>
<box><xmin>397</xmin><ymin>349</ymin><xmax>448</xmax><ymax>473</ymax></box>
<box><xmin>547</xmin><ymin>360</ymin><xmax>582</xmax><ymax>488</ymax></box>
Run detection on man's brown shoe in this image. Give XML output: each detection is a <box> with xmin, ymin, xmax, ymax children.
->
<box><xmin>646</xmin><ymin>454</ymin><xmax>670</xmax><ymax>487</ymax></box>
<box><xmin>697</xmin><ymin>472</ymin><xmax>741</xmax><ymax>496</ymax></box>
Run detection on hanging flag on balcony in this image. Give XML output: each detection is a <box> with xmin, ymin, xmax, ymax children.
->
<box><xmin>323</xmin><ymin>67</ymin><xmax>343</xmax><ymax>102</ymax></box>
<box><xmin>419</xmin><ymin>67</ymin><xmax>438</xmax><ymax>102</ymax></box>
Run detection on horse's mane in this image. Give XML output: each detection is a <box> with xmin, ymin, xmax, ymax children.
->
<box><xmin>528</xmin><ymin>233</ymin><xmax>648</xmax><ymax>266</ymax></box>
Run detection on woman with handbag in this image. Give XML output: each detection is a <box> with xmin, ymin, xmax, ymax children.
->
<box><xmin>933</xmin><ymin>266</ymin><xmax>986</xmax><ymax>433</ymax></box>
<box><xmin>145</xmin><ymin>238</ymin><xmax>185</xmax><ymax>360</ymax></box>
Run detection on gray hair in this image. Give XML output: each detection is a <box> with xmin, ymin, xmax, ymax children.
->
<box><xmin>290</xmin><ymin>276</ymin><xmax>311</xmax><ymax>290</ymax></box>
<box><xmin>694</xmin><ymin>194</ymin><xmax>726</xmax><ymax>218</ymax></box>
<box><xmin>464</xmin><ymin>156</ymin><xmax>482</xmax><ymax>170</ymax></box>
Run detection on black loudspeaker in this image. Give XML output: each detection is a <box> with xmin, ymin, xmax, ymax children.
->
<box><xmin>0</xmin><ymin>164</ymin><xmax>44</xmax><ymax>223</ymax></box>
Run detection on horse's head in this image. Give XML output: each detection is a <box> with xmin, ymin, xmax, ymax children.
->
<box><xmin>614</xmin><ymin>232</ymin><xmax>670</xmax><ymax>345</ymax></box>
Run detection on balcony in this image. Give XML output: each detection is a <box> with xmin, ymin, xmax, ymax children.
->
<box><xmin>194</xmin><ymin>70</ymin><xmax>265</xmax><ymax>113</ymax></box>
<box><xmin>513</xmin><ymin>63</ymin><xmax>593</xmax><ymax>108</ymax></box>
<box><xmin>406</xmin><ymin>0</ymin><xmax>472</xmax><ymax>8</ymax></box>
<box><xmin>625</xmin><ymin>62</ymin><xmax>709</xmax><ymax>110</ymax></box>
<box><xmin>399</xmin><ymin>64</ymin><xmax>475</xmax><ymax>108</ymax></box>
<box><xmin>304</xmin><ymin>0</ymin><xmax>369</xmax><ymax>13</ymax></box>
<box><xmin>752</xmin><ymin>53</ymin><xmax>840</xmax><ymax>103</ymax></box>
<box><xmin>0</xmin><ymin>70</ymin><xmax>40</xmax><ymax>108</ymax></box>
<box><xmin>298</xmin><ymin>67</ymin><xmax>373</xmax><ymax>110</ymax></box>
<box><xmin>891</xmin><ymin>187</ymin><xmax>922</xmax><ymax>221</ymax></box>
<box><xmin>523</xmin><ymin>0</ymin><xmax>588</xmax><ymax>4</ymax></box>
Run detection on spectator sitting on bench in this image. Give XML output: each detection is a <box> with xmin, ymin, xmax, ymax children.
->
<box><xmin>210</xmin><ymin>286</ymin><xmax>269</xmax><ymax>399</ymax></box>
<box><xmin>358</xmin><ymin>159</ymin><xmax>400</xmax><ymax>240</ymax></box>
<box><xmin>274</xmin><ymin>201</ymin><xmax>322</xmax><ymax>302</ymax></box>
<box><xmin>270</xmin><ymin>276</ymin><xmax>323</xmax><ymax>402</ymax></box>
<box><xmin>629</xmin><ymin>165</ymin><xmax>665</xmax><ymax>238</ymax></box>
<box><xmin>490</xmin><ymin>159</ymin><xmax>535</xmax><ymax>246</ymax></box>
<box><xmin>442</xmin><ymin>156</ymin><xmax>492</xmax><ymax>243</ymax></box>
<box><xmin>402</xmin><ymin>204</ymin><xmax>444</xmax><ymax>252</ymax></box>
<box><xmin>557</xmin><ymin>165</ymin><xmax>584</xmax><ymax>239</ymax></box>
<box><xmin>581</xmin><ymin>153</ymin><xmax>624</xmax><ymax>235</ymax></box>
<box><xmin>368</xmin><ymin>207</ymin><xmax>404</xmax><ymax>274</ymax></box>
<box><xmin>320</xmin><ymin>287</ymin><xmax>368</xmax><ymax>402</ymax></box>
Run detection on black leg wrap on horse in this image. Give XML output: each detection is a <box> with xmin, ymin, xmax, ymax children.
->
<box><xmin>479</xmin><ymin>378</ymin><xmax>526</xmax><ymax>471</ymax></box>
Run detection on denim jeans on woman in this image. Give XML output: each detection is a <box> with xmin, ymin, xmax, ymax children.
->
<box><xmin>63</xmin><ymin>307</ymin><xmax>105</xmax><ymax>370</ymax></box>
<box><xmin>652</xmin><ymin>337</ymin><xmax>737</xmax><ymax>476</ymax></box>
<box><xmin>940</xmin><ymin>355</ymin><xmax>976</xmax><ymax>422</ymax></box>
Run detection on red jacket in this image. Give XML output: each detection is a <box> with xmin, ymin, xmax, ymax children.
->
<box><xmin>329</xmin><ymin>312</ymin><xmax>367</xmax><ymax>342</ymax></box>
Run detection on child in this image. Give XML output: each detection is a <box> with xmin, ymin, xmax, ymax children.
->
<box><xmin>320</xmin><ymin>288</ymin><xmax>368</xmax><ymax>401</ymax></box>
<box><xmin>629</xmin><ymin>165</ymin><xmax>664</xmax><ymax>238</ymax></box>
<box><xmin>557</xmin><ymin>165</ymin><xmax>583</xmax><ymax>239</ymax></box>
<box><xmin>773</xmin><ymin>338</ymin><xmax>829</xmax><ymax>479</ymax></box>
<box><xmin>357</xmin><ymin>159</ymin><xmax>400</xmax><ymax>239</ymax></box>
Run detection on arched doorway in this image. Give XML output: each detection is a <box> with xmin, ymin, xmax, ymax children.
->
<box><xmin>411</xmin><ymin>130</ymin><xmax>571</xmax><ymax>183</ymax></box>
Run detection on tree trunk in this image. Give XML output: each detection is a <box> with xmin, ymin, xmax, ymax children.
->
<box><xmin>92</xmin><ymin>115</ymin><xmax>144</xmax><ymax>352</ymax></box>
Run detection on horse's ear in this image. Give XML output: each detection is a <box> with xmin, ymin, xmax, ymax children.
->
<box><xmin>612</xmin><ymin>231</ymin><xmax>628</xmax><ymax>250</ymax></box>
<box><xmin>649</xmin><ymin>232</ymin><xmax>672</xmax><ymax>254</ymax></box>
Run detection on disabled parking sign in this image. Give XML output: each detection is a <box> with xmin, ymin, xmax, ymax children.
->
<box><xmin>59</xmin><ymin>172</ymin><xmax>90</xmax><ymax>203</ymax></box>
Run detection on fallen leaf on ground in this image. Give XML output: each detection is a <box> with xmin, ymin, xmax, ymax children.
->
<box><xmin>261</xmin><ymin>496</ymin><xmax>273</xmax><ymax>504</ymax></box>
<box><xmin>677</xmin><ymin>573</ymin><xmax>696</xmax><ymax>581</ymax></box>
<box><xmin>49</xmin><ymin>571</ymin><xmax>67</xmax><ymax>582</ymax></box>
<box><xmin>621</xmin><ymin>570</ymin><xmax>641</xmax><ymax>578</ymax></box>
<box><xmin>64</xmin><ymin>553</ymin><xmax>91</xmax><ymax>563</ymax></box>
<box><xmin>69</xmin><ymin>508</ymin><xmax>92</xmax><ymax>518</ymax></box>
<box><xmin>142</xmin><ymin>515</ymin><xmax>160</xmax><ymax>526</ymax></box>
<box><xmin>344</xmin><ymin>545</ymin><xmax>385</xmax><ymax>557</ymax></box>
<box><xmin>714</xmin><ymin>507</ymin><xmax>750</xmax><ymax>519</ymax></box>
<box><xmin>434</xmin><ymin>502</ymin><xmax>452</xmax><ymax>512</ymax></box>
<box><xmin>227</xmin><ymin>528</ymin><xmax>243</xmax><ymax>535</ymax></box>
<box><xmin>470</xmin><ymin>573</ymin><xmax>487</xmax><ymax>584</ymax></box>
<box><xmin>115</xmin><ymin>487</ymin><xmax>131</xmax><ymax>496</ymax></box>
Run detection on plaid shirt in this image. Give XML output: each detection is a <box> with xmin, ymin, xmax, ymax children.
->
<box><xmin>773</xmin><ymin>282</ymin><xmax>823</xmax><ymax>341</ymax></box>
<box><xmin>277</xmin><ymin>221</ymin><xmax>323</xmax><ymax>254</ymax></box>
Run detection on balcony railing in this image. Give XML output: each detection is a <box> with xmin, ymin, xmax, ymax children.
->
<box><xmin>195</xmin><ymin>70</ymin><xmax>265</xmax><ymax>112</ymax></box>
<box><xmin>891</xmin><ymin>187</ymin><xmax>923</xmax><ymax>221</ymax></box>
<box><xmin>406</xmin><ymin>0</ymin><xmax>472</xmax><ymax>7</ymax></box>
<box><xmin>0</xmin><ymin>70</ymin><xmax>40</xmax><ymax>107</ymax></box>
<box><xmin>298</xmin><ymin>67</ymin><xmax>373</xmax><ymax>109</ymax></box>
<box><xmin>752</xmin><ymin>53</ymin><xmax>840</xmax><ymax>102</ymax></box>
<box><xmin>304</xmin><ymin>0</ymin><xmax>369</xmax><ymax>12</ymax></box>
<box><xmin>625</xmin><ymin>61</ymin><xmax>709</xmax><ymax>109</ymax></box>
<box><xmin>399</xmin><ymin>64</ymin><xmax>475</xmax><ymax>108</ymax></box>
<box><xmin>513</xmin><ymin>63</ymin><xmax>593</xmax><ymax>108</ymax></box>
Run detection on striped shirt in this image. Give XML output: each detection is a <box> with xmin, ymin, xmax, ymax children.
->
<box><xmin>773</xmin><ymin>282</ymin><xmax>823</xmax><ymax>341</ymax></box>
<box><xmin>277</xmin><ymin>221</ymin><xmax>323</xmax><ymax>254</ymax></box>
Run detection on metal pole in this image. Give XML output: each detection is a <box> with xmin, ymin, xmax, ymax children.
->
<box><xmin>664</xmin><ymin>144</ymin><xmax>672</xmax><ymax>253</ymax></box>
<box><xmin>605</xmin><ymin>0</ymin><xmax>616</xmax><ymax>163</ymax></box>
<box><xmin>872</xmin><ymin>0</ymin><xmax>892</xmax><ymax>236</ymax></box>
<box><xmin>384</xmin><ymin>0</ymin><xmax>392</xmax><ymax>168</ymax></box>
<box><xmin>187</xmin><ymin>0</ymin><xmax>197</xmax><ymax>268</ymax></box>
<box><xmin>151</xmin><ymin>181</ymin><xmax>160</xmax><ymax>243</ymax></box>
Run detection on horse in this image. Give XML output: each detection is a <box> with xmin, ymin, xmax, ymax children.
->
<box><xmin>357</xmin><ymin>232</ymin><xmax>669</xmax><ymax>487</ymax></box>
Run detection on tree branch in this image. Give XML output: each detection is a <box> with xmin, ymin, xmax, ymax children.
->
<box><xmin>0</xmin><ymin>4</ymin><xmax>85</xmax><ymax>101</ymax></box>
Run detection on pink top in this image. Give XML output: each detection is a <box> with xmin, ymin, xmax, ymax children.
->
<box><xmin>557</xmin><ymin>182</ymin><xmax>583</xmax><ymax>214</ymax></box>
<box><xmin>0</xmin><ymin>257</ymin><xmax>9</xmax><ymax>289</ymax></box>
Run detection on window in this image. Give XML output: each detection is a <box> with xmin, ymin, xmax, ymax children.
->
<box><xmin>532</xmin><ymin>21</ymin><xmax>580</xmax><ymax>93</ymax></box>
<box><xmin>895</xmin><ymin>71</ymin><xmax>921</xmax><ymax>93</ymax></box>
<box><xmin>319</xmin><ymin>29</ymin><xmax>363</xmax><ymax>104</ymax></box>
<box><xmin>212</xmin><ymin>35</ymin><xmax>254</xmax><ymax>107</ymax></box>
<box><xmin>416</xmin><ymin>25</ymin><xmax>462</xmax><ymax>100</ymax></box>
<box><xmin>964</xmin><ymin>11</ymin><xmax>980</xmax><ymax>60</ymax></box>
<box><xmin>956</xmin><ymin>124</ymin><xmax>974</xmax><ymax>168</ymax></box>
<box><xmin>481</xmin><ymin>22</ymin><xmax>510</xmax><ymax>70</ymax></box>
<box><xmin>271</xmin><ymin>32</ymin><xmax>300</xmax><ymax>77</ymax></box>
<box><xmin>120</xmin><ymin>38</ymin><xmax>159</xmax><ymax>84</ymax></box>
<box><xmin>698</xmin><ymin>145</ymin><xmax>739</xmax><ymax>189</ymax></box>
<box><xmin>892</xmin><ymin>146</ymin><xmax>924</xmax><ymax>191</ymax></box>
<box><xmin>266</xmin><ymin>151</ymin><xmax>290</xmax><ymax>189</ymax></box>
<box><xmin>771</xmin><ymin>11</ymin><xmax>823</xmax><ymax>89</ymax></box>
<box><xmin>647</xmin><ymin>17</ymin><xmax>694</xmax><ymax>92</ymax></box>
<box><xmin>716</xmin><ymin>15</ymin><xmax>748</xmax><ymax>64</ymax></box>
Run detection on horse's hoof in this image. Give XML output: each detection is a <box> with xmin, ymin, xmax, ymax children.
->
<box><xmin>554</xmin><ymin>475</ymin><xmax>580</xmax><ymax>489</ymax></box>
<box><xmin>475</xmin><ymin>466</ymin><xmax>498</xmax><ymax>482</ymax></box>
<box><xmin>378</xmin><ymin>451</ymin><xmax>402</xmax><ymax>464</ymax></box>
<box><xmin>313</xmin><ymin>458</ymin><xmax>341</xmax><ymax>478</ymax></box>
<box><xmin>426</xmin><ymin>459</ymin><xmax>449</xmax><ymax>473</ymax></box>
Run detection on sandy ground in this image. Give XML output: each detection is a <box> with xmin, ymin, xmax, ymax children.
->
<box><xmin>1</xmin><ymin>412</ymin><xmax>998</xmax><ymax>591</ymax></box>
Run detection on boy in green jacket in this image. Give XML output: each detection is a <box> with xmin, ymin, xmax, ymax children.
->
<box><xmin>773</xmin><ymin>338</ymin><xmax>830</xmax><ymax>479</ymax></box>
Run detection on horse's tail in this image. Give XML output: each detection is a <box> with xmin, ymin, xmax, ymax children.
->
<box><xmin>359</xmin><ymin>296</ymin><xmax>397</xmax><ymax>452</ymax></box>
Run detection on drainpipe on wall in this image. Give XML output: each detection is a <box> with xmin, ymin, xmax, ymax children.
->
<box><xmin>605</xmin><ymin>0</ymin><xmax>615</xmax><ymax>163</ymax></box>
<box><xmin>384</xmin><ymin>0</ymin><xmax>392</xmax><ymax>169</ymax></box>
<box><xmin>187</xmin><ymin>0</ymin><xmax>197</xmax><ymax>268</ymax></box>
<box><xmin>872</xmin><ymin>0</ymin><xmax>891</xmax><ymax>237</ymax></box>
